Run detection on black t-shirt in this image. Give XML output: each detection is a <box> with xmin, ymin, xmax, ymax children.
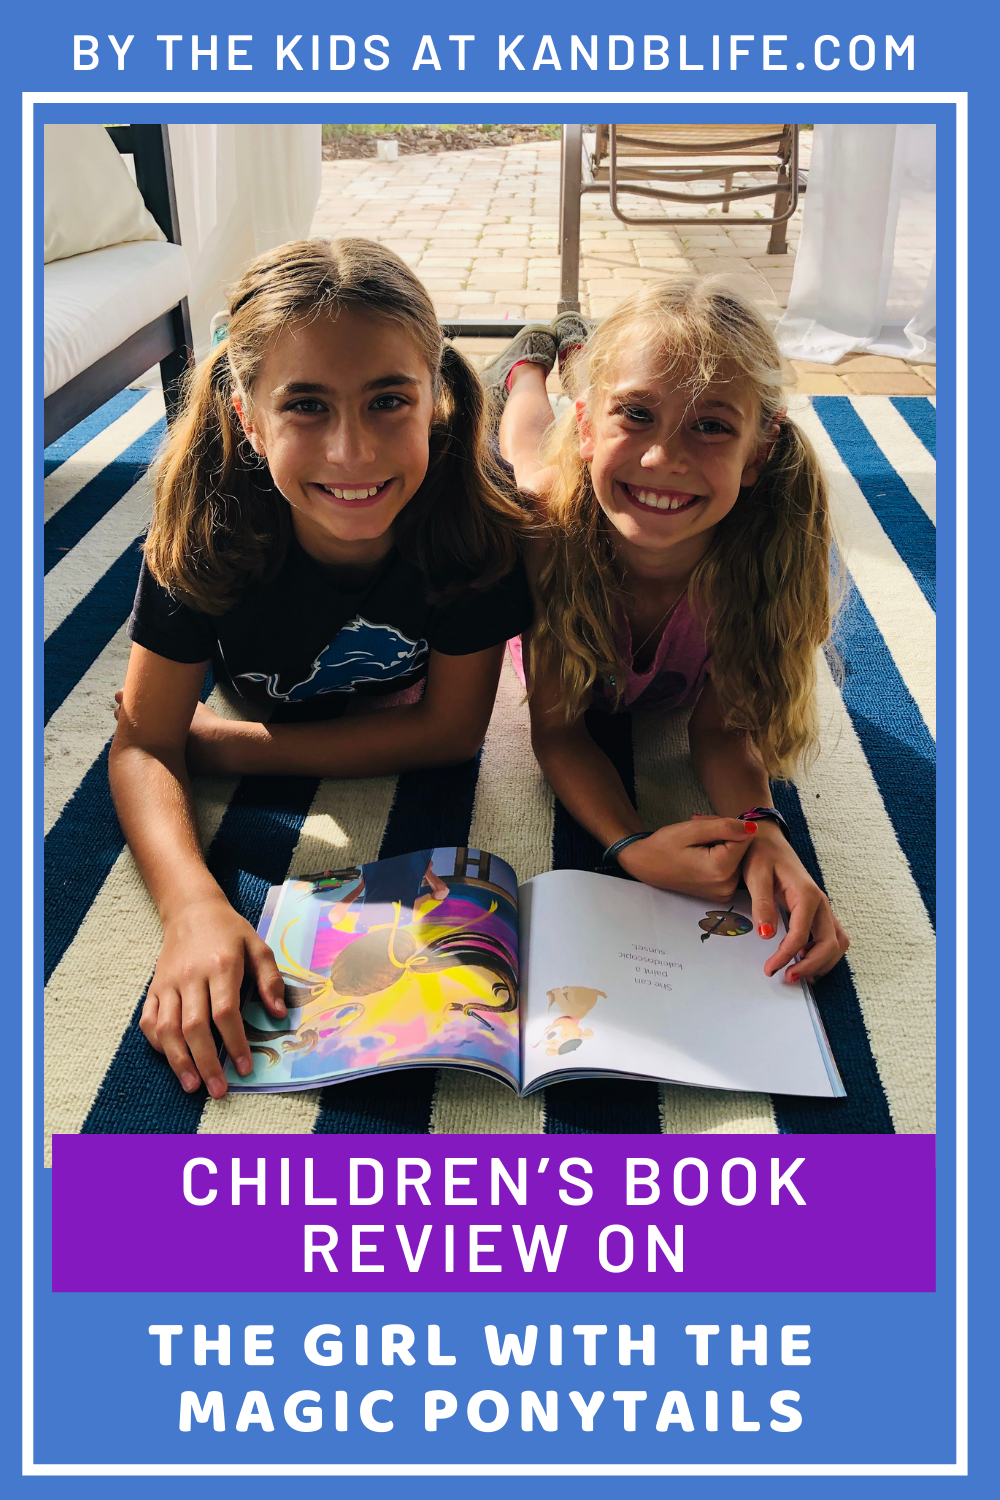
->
<box><xmin>127</xmin><ymin>536</ymin><xmax>532</xmax><ymax>721</ymax></box>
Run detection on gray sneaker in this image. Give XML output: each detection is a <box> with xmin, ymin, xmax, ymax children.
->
<box><xmin>552</xmin><ymin>311</ymin><xmax>593</xmax><ymax>390</ymax></box>
<box><xmin>480</xmin><ymin>322</ymin><xmax>558</xmax><ymax>416</ymax></box>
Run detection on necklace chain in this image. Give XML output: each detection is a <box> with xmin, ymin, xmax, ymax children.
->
<box><xmin>630</xmin><ymin>589</ymin><xmax>685</xmax><ymax>662</ymax></box>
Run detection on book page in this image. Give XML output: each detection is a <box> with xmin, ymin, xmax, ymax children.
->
<box><xmin>519</xmin><ymin>870</ymin><xmax>841</xmax><ymax>1098</ymax></box>
<box><xmin>225</xmin><ymin>847</ymin><xmax>521</xmax><ymax>1091</ymax></box>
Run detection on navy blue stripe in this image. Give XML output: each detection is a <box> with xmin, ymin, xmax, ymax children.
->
<box><xmin>890</xmin><ymin>395</ymin><xmax>936</xmax><ymax>458</ymax></box>
<box><xmin>313</xmin><ymin>753</ymin><xmax>484</xmax><ymax>1135</ymax></box>
<box><xmin>44</xmin><ymin>543</ymin><xmax>144</xmax><ymax>724</ymax></box>
<box><xmin>44</xmin><ymin>671</ymin><xmax>217</xmax><ymax>985</ymax></box>
<box><xmin>44</xmin><ymin>419</ymin><xmax>165</xmax><ymax>574</ymax></box>
<box><xmin>812</xmin><ymin>396</ymin><xmax>936</xmax><ymax>610</ymax></box>
<box><xmin>44</xmin><ymin>745</ymin><xmax>119</xmax><ymax>985</ymax></box>
<box><xmin>83</xmin><ymin>770</ymin><xmax>319</xmax><ymax>1133</ymax></box>
<box><xmin>771</xmin><ymin>783</ymin><xmax>894</xmax><ymax>1133</ymax></box>
<box><xmin>832</xmin><ymin>574</ymin><xmax>936</xmax><ymax>927</ymax></box>
<box><xmin>43</xmin><ymin>390</ymin><xmax>147</xmax><ymax>476</ymax></box>
<box><xmin>545</xmin><ymin>709</ymin><xmax>662</xmax><ymax>1135</ymax></box>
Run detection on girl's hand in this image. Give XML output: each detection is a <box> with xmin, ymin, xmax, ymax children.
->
<box><xmin>741</xmin><ymin>823</ymin><xmax>849</xmax><ymax>983</ymax></box>
<box><xmin>139</xmin><ymin>893</ymin><xmax>287</xmax><ymax>1098</ymax></box>
<box><xmin>617</xmin><ymin>817</ymin><xmax>758</xmax><ymax>902</ymax></box>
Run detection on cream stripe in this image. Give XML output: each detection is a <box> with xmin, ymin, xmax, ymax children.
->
<box><xmin>428</xmin><ymin>654</ymin><xmax>555</xmax><ymax>1134</ymax></box>
<box><xmin>44</xmin><ymin>390</ymin><xmax>164</xmax><ymax>522</ymax></box>
<box><xmin>44</xmin><ymin>471</ymin><xmax>153</xmax><ymax>639</ymax></box>
<box><xmin>660</xmin><ymin>1085</ymin><xmax>778</xmax><ymax>1132</ymax></box>
<box><xmin>793</xmin><ymin>658</ymin><xmax>935</xmax><ymax>1134</ymax></box>
<box><xmin>43</xmin><ymin>767</ymin><xmax>239</xmax><ymax>1162</ymax></box>
<box><xmin>430</xmin><ymin>1071</ymin><xmax>544</xmax><ymax>1133</ymax></box>
<box><xmin>850</xmin><ymin>396</ymin><xmax>936</xmax><ymax>524</ymax></box>
<box><xmin>796</xmin><ymin>402</ymin><xmax>936</xmax><ymax>739</ymax></box>
<box><xmin>44</xmin><ymin>625</ymin><xmax>130</xmax><ymax>834</ymax></box>
<box><xmin>198</xmin><ymin>770</ymin><xmax>399</xmax><ymax>1135</ymax></box>
<box><xmin>631</xmin><ymin>705</ymin><xmax>778</xmax><ymax>1134</ymax></box>
<box><xmin>467</xmin><ymin>652</ymin><xmax>556</xmax><ymax>881</ymax></box>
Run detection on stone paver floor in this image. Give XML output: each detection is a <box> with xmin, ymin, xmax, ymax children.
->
<box><xmin>310</xmin><ymin>134</ymin><xmax>934</xmax><ymax>398</ymax></box>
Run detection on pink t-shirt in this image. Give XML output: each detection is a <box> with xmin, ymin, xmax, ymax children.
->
<box><xmin>508</xmin><ymin>594</ymin><xmax>711</xmax><ymax>714</ymax></box>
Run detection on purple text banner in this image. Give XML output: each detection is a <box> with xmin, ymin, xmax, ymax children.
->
<box><xmin>52</xmin><ymin>1133</ymin><xmax>935</xmax><ymax>1293</ymax></box>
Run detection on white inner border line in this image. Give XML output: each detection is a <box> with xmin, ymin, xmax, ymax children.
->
<box><xmin>24</xmin><ymin>89</ymin><xmax>965</xmax><ymax>1478</ymax></box>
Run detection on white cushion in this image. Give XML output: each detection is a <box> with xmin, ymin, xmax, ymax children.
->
<box><xmin>44</xmin><ymin>125</ymin><xmax>166</xmax><ymax>264</ymax></box>
<box><xmin>44</xmin><ymin>241</ymin><xmax>191</xmax><ymax>397</ymax></box>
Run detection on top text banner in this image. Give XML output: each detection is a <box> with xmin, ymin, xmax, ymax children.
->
<box><xmin>61</xmin><ymin>28</ymin><xmax>921</xmax><ymax>89</ymax></box>
<box><xmin>52</xmin><ymin>1134</ymin><xmax>934</xmax><ymax>1294</ymax></box>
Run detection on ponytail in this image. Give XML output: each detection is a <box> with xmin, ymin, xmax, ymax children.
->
<box><xmin>690</xmin><ymin>419</ymin><xmax>836</xmax><ymax>778</ymax></box>
<box><xmin>145</xmin><ymin>341</ymin><xmax>288</xmax><ymax>615</ymax></box>
<box><xmin>394</xmin><ymin>341</ymin><xmax>526</xmax><ymax>598</ymax></box>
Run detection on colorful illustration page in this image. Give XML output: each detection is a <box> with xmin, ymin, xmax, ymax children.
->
<box><xmin>224</xmin><ymin>846</ymin><xmax>521</xmax><ymax>1091</ymax></box>
<box><xmin>519</xmin><ymin>870</ymin><xmax>843</xmax><ymax>1097</ymax></box>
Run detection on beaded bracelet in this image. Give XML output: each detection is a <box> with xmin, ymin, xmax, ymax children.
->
<box><xmin>739</xmin><ymin>805</ymin><xmax>792</xmax><ymax>841</ymax></box>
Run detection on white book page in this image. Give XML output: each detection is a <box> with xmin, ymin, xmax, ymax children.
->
<box><xmin>519</xmin><ymin>870</ymin><xmax>840</xmax><ymax>1097</ymax></box>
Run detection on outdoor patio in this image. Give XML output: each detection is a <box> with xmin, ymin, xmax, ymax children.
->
<box><xmin>310</xmin><ymin>133</ymin><xmax>936</xmax><ymax>398</ymax></box>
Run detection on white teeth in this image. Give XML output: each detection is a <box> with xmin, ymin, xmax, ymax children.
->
<box><xmin>631</xmin><ymin>486</ymin><xmax>694</xmax><ymax>511</ymax></box>
<box><xmin>324</xmin><ymin>483</ymin><xmax>386</xmax><ymax>500</ymax></box>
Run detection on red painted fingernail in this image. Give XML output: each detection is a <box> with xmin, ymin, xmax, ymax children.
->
<box><xmin>744</xmin><ymin>821</ymin><xmax>758</xmax><ymax>833</ymax></box>
<box><xmin>787</xmin><ymin>970</ymin><xmax>799</xmax><ymax>982</ymax></box>
<box><xmin>758</xmin><ymin>922</ymin><xmax>776</xmax><ymax>939</ymax></box>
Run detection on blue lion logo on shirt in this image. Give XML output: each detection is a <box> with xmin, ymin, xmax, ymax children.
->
<box><xmin>237</xmin><ymin>616</ymin><xmax>430</xmax><ymax>701</ymax></box>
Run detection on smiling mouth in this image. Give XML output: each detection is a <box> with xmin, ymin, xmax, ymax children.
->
<box><xmin>314</xmin><ymin>479</ymin><xmax>394</xmax><ymax>504</ymax></box>
<box><xmin>620</xmin><ymin>482</ymin><xmax>701</xmax><ymax>513</ymax></box>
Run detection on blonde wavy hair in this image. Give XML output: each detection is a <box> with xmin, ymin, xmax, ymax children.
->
<box><xmin>145</xmin><ymin>238</ymin><xmax>527</xmax><ymax>614</ymax></box>
<box><xmin>530</xmin><ymin>274</ymin><xmax>835</xmax><ymax>779</ymax></box>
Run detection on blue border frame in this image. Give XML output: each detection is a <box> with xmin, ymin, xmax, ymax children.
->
<box><xmin>18</xmin><ymin>72</ymin><xmax>971</xmax><ymax>1490</ymax></box>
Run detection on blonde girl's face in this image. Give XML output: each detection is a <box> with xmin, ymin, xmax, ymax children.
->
<box><xmin>577</xmin><ymin>348</ymin><xmax>767</xmax><ymax>558</ymax></box>
<box><xmin>234</xmin><ymin>308</ymin><xmax>436</xmax><ymax>562</ymax></box>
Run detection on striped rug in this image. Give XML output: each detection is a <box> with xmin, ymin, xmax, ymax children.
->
<box><xmin>42</xmin><ymin>389</ymin><xmax>936</xmax><ymax>1151</ymax></box>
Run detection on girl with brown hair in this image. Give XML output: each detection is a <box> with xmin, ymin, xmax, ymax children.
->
<box><xmin>490</xmin><ymin>276</ymin><xmax>849</xmax><ymax>985</ymax></box>
<box><xmin>111</xmin><ymin>238</ymin><xmax>532</xmax><ymax>1098</ymax></box>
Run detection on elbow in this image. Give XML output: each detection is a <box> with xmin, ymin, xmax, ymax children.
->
<box><xmin>448</xmin><ymin>727</ymin><xmax>489</xmax><ymax>766</ymax></box>
<box><xmin>423</xmin><ymin>722</ymin><xmax>488</xmax><ymax>768</ymax></box>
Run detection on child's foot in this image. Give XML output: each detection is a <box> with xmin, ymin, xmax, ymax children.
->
<box><xmin>552</xmin><ymin>311</ymin><xmax>593</xmax><ymax>391</ymax></box>
<box><xmin>480</xmin><ymin>323</ymin><xmax>558</xmax><ymax>418</ymax></box>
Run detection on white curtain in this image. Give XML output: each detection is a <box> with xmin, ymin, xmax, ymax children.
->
<box><xmin>168</xmin><ymin>124</ymin><xmax>322</xmax><ymax>358</ymax></box>
<box><xmin>775</xmin><ymin>124</ymin><xmax>936</xmax><ymax>364</ymax></box>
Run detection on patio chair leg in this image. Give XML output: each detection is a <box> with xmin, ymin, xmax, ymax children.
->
<box><xmin>558</xmin><ymin>123</ymin><xmax>583</xmax><ymax>313</ymax></box>
<box><xmin>767</xmin><ymin>164</ymin><xmax>791</xmax><ymax>254</ymax></box>
<box><xmin>723</xmin><ymin>171</ymin><xmax>733</xmax><ymax>212</ymax></box>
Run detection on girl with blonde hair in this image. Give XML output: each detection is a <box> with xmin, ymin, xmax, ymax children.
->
<box><xmin>488</xmin><ymin>277</ymin><xmax>849</xmax><ymax>983</ymax></box>
<box><xmin>111</xmin><ymin>238</ymin><xmax>532</xmax><ymax>1098</ymax></box>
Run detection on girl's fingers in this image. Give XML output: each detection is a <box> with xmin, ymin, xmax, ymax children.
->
<box><xmin>139</xmin><ymin>987</ymin><xmax>164</xmax><ymax>1052</ymax></box>
<box><xmin>743</xmin><ymin>865</ymin><xmax>780</xmax><ymax>942</ymax></box>
<box><xmin>147</xmin><ymin>986</ymin><xmax>202</xmax><ymax>1093</ymax></box>
<box><xmin>248</xmin><ymin>935</ymin><xmax>287</xmax><ymax>1017</ymax></box>
<box><xmin>786</xmin><ymin>909</ymin><xmax>850</xmax><ymax>981</ymax></box>
<box><xmin>180</xmin><ymin>981</ymin><xmax>229</xmax><ymax>1099</ymax></box>
<box><xmin>209</xmin><ymin>967</ymin><xmax>252</xmax><ymax>1082</ymax></box>
<box><xmin>765</xmin><ymin>899</ymin><xmax>817</xmax><ymax>977</ymax></box>
<box><xmin>683</xmin><ymin>816</ymin><xmax>757</xmax><ymax>846</ymax></box>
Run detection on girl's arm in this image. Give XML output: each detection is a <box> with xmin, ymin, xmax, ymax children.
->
<box><xmin>109</xmin><ymin>644</ymin><xmax>287</xmax><ymax>1097</ymax></box>
<box><xmin>527</xmin><ymin>647</ymin><xmax>756</xmax><ymax>900</ymax></box>
<box><xmin>184</xmin><ymin>644</ymin><xmax>507</xmax><ymax>778</ymax></box>
<box><xmin>688</xmin><ymin>680</ymin><xmax>849</xmax><ymax>982</ymax></box>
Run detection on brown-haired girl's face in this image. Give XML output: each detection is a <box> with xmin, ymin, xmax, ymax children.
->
<box><xmin>234</xmin><ymin>308</ymin><xmax>436</xmax><ymax>564</ymax></box>
<box><xmin>577</xmin><ymin>349</ymin><xmax>765</xmax><ymax>561</ymax></box>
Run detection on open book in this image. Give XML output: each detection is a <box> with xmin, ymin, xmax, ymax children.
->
<box><xmin>224</xmin><ymin>845</ymin><xmax>843</xmax><ymax>1098</ymax></box>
